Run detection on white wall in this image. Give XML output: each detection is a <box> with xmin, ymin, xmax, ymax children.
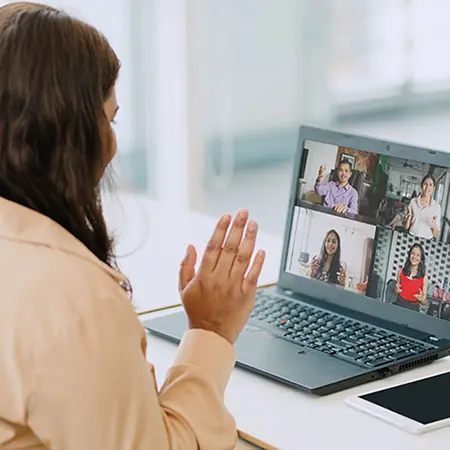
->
<box><xmin>302</xmin><ymin>141</ymin><xmax>339</xmax><ymax>192</ymax></box>
<box><xmin>288</xmin><ymin>207</ymin><xmax>376</xmax><ymax>283</ymax></box>
<box><xmin>195</xmin><ymin>0</ymin><xmax>333</xmax><ymax>138</ymax></box>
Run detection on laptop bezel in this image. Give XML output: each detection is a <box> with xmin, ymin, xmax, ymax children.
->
<box><xmin>277</xmin><ymin>125</ymin><xmax>450</xmax><ymax>341</ymax></box>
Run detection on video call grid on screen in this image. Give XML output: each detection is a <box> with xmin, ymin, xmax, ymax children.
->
<box><xmin>285</xmin><ymin>140</ymin><xmax>450</xmax><ymax>322</ymax></box>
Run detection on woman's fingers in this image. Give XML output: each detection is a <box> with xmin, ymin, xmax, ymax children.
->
<box><xmin>198</xmin><ymin>210</ymin><xmax>263</xmax><ymax>290</ymax></box>
<box><xmin>215</xmin><ymin>210</ymin><xmax>248</xmax><ymax>274</ymax></box>
<box><xmin>179</xmin><ymin>244</ymin><xmax>197</xmax><ymax>291</ymax></box>
<box><xmin>198</xmin><ymin>214</ymin><xmax>231</xmax><ymax>273</ymax></box>
<box><xmin>230</xmin><ymin>220</ymin><xmax>258</xmax><ymax>280</ymax></box>
<box><xmin>242</xmin><ymin>250</ymin><xmax>266</xmax><ymax>295</ymax></box>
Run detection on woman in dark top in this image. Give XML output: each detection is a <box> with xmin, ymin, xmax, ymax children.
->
<box><xmin>395</xmin><ymin>243</ymin><xmax>428</xmax><ymax>312</ymax></box>
<box><xmin>308</xmin><ymin>229</ymin><xmax>346</xmax><ymax>286</ymax></box>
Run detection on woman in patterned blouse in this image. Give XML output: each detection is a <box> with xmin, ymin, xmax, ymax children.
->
<box><xmin>307</xmin><ymin>229</ymin><xmax>346</xmax><ymax>286</ymax></box>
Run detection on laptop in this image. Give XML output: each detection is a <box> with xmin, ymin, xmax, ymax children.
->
<box><xmin>144</xmin><ymin>125</ymin><xmax>450</xmax><ymax>395</ymax></box>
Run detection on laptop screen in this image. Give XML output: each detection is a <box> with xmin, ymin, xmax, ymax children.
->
<box><xmin>285</xmin><ymin>139</ymin><xmax>450</xmax><ymax>322</ymax></box>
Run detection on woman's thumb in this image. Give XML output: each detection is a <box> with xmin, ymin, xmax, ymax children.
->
<box><xmin>179</xmin><ymin>245</ymin><xmax>197</xmax><ymax>291</ymax></box>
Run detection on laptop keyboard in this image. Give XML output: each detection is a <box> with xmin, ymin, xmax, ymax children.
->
<box><xmin>251</xmin><ymin>291</ymin><xmax>436</xmax><ymax>368</ymax></box>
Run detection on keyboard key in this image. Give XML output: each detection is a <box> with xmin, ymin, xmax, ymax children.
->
<box><xmin>368</xmin><ymin>357</ymin><xmax>392</xmax><ymax>367</ymax></box>
<box><xmin>340</xmin><ymin>350</ymin><xmax>359</xmax><ymax>359</ymax></box>
<box><xmin>328</xmin><ymin>339</ymin><xmax>349</xmax><ymax>350</ymax></box>
<box><xmin>366</xmin><ymin>331</ymin><xmax>386</xmax><ymax>340</ymax></box>
<box><xmin>342</xmin><ymin>337</ymin><xmax>359</xmax><ymax>346</ymax></box>
<box><xmin>392</xmin><ymin>350</ymin><xmax>414</xmax><ymax>359</ymax></box>
<box><xmin>322</xmin><ymin>348</ymin><xmax>336</xmax><ymax>355</ymax></box>
<box><xmin>410</xmin><ymin>346</ymin><xmax>426</xmax><ymax>353</ymax></box>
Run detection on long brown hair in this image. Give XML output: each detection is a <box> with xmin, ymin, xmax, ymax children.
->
<box><xmin>0</xmin><ymin>2</ymin><xmax>120</xmax><ymax>265</ymax></box>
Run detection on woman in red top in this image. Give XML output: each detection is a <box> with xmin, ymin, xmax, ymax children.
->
<box><xmin>394</xmin><ymin>243</ymin><xmax>428</xmax><ymax>312</ymax></box>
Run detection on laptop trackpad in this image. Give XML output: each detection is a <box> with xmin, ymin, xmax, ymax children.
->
<box><xmin>236</xmin><ymin>324</ymin><xmax>369</xmax><ymax>393</ymax></box>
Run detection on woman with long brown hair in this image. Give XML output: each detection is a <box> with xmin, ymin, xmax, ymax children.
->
<box><xmin>0</xmin><ymin>3</ymin><xmax>265</xmax><ymax>449</ymax></box>
<box><xmin>307</xmin><ymin>230</ymin><xmax>346</xmax><ymax>286</ymax></box>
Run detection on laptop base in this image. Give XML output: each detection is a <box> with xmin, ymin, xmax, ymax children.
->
<box><xmin>144</xmin><ymin>310</ymin><xmax>438</xmax><ymax>396</ymax></box>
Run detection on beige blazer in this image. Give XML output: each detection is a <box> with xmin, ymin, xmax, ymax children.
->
<box><xmin>0</xmin><ymin>197</ymin><xmax>237</xmax><ymax>449</ymax></box>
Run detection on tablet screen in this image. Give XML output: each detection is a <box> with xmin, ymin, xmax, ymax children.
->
<box><xmin>361</xmin><ymin>371</ymin><xmax>450</xmax><ymax>425</ymax></box>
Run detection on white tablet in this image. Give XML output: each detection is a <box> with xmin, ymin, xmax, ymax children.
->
<box><xmin>346</xmin><ymin>371</ymin><xmax>450</xmax><ymax>434</ymax></box>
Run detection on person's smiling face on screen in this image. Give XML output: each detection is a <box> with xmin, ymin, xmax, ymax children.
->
<box><xmin>337</xmin><ymin>161</ymin><xmax>352</xmax><ymax>187</ymax></box>
<box><xmin>325</xmin><ymin>232</ymin><xmax>339</xmax><ymax>256</ymax></box>
<box><xmin>421</xmin><ymin>176</ymin><xmax>435</xmax><ymax>199</ymax></box>
<box><xmin>409</xmin><ymin>246</ymin><xmax>422</xmax><ymax>267</ymax></box>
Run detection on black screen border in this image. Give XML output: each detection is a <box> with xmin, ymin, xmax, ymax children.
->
<box><xmin>278</xmin><ymin>125</ymin><xmax>450</xmax><ymax>340</ymax></box>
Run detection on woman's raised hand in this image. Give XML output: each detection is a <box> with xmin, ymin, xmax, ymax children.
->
<box><xmin>179</xmin><ymin>210</ymin><xmax>265</xmax><ymax>345</ymax></box>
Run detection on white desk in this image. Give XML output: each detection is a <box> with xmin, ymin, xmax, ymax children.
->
<box><xmin>144</xmin><ymin>326</ymin><xmax>450</xmax><ymax>450</ymax></box>
<box><xmin>106</xmin><ymin>193</ymin><xmax>450</xmax><ymax>450</ymax></box>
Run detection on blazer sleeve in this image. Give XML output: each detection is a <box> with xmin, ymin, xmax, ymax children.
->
<box><xmin>27</xmin><ymin>296</ymin><xmax>237</xmax><ymax>450</ymax></box>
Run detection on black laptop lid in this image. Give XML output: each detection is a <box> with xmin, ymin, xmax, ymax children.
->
<box><xmin>278</xmin><ymin>126</ymin><xmax>450</xmax><ymax>340</ymax></box>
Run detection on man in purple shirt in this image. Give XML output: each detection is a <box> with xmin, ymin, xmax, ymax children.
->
<box><xmin>314</xmin><ymin>160</ymin><xmax>359</xmax><ymax>215</ymax></box>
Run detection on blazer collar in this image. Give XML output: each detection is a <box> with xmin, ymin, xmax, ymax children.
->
<box><xmin>0</xmin><ymin>197</ymin><xmax>128</xmax><ymax>283</ymax></box>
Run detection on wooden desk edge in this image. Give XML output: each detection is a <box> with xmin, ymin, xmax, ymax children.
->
<box><xmin>137</xmin><ymin>282</ymin><xmax>277</xmax><ymax>317</ymax></box>
<box><xmin>137</xmin><ymin>303</ymin><xmax>182</xmax><ymax>317</ymax></box>
<box><xmin>237</xmin><ymin>429</ymin><xmax>279</xmax><ymax>450</ymax></box>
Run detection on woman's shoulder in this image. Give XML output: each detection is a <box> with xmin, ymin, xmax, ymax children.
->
<box><xmin>0</xmin><ymin>239</ymin><xmax>139</xmax><ymax>369</ymax></box>
<box><xmin>2</xmin><ymin>239</ymin><xmax>130</xmax><ymax>321</ymax></box>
